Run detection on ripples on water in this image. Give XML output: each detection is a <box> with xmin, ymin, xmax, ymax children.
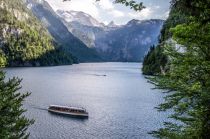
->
<box><xmin>5</xmin><ymin>63</ymin><xmax>168</xmax><ymax>139</ymax></box>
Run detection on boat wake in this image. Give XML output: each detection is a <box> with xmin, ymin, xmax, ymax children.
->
<box><xmin>87</xmin><ymin>73</ymin><xmax>107</xmax><ymax>77</ymax></box>
<box><xmin>31</xmin><ymin>106</ymin><xmax>48</xmax><ymax>111</ymax></box>
<box><xmin>25</xmin><ymin>103</ymin><xmax>48</xmax><ymax>111</ymax></box>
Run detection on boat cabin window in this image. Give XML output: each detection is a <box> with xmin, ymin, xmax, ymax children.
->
<box><xmin>50</xmin><ymin>106</ymin><xmax>86</xmax><ymax>113</ymax></box>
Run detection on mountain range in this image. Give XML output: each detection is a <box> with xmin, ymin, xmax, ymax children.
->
<box><xmin>26</xmin><ymin>0</ymin><xmax>164</xmax><ymax>62</ymax></box>
<box><xmin>0</xmin><ymin>0</ymin><xmax>164</xmax><ymax>67</ymax></box>
<box><xmin>57</xmin><ymin>10</ymin><xmax>164</xmax><ymax>62</ymax></box>
<box><xmin>25</xmin><ymin>0</ymin><xmax>102</xmax><ymax>62</ymax></box>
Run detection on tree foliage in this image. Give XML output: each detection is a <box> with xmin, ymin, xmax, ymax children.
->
<box><xmin>0</xmin><ymin>71</ymin><xmax>34</xmax><ymax>138</ymax></box>
<box><xmin>113</xmin><ymin>0</ymin><xmax>145</xmax><ymax>11</ymax></box>
<box><xmin>0</xmin><ymin>0</ymin><xmax>76</xmax><ymax>67</ymax></box>
<box><xmin>142</xmin><ymin>45</ymin><xmax>167</xmax><ymax>75</ymax></box>
<box><xmin>142</xmin><ymin>0</ymin><xmax>190</xmax><ymax>75</ymax></box>
<box><xmin>64</xmin><ymin>0</ymin><xmax>145</xmax><ymax>11</ymax></box>
<box><xmin>148</xmin><ymin>0</ymin><xmax>210</xmax><ymax>138</ymax></box>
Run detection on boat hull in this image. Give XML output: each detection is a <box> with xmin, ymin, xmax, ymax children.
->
<box><xmin>48</xmin><ymin>109</ymin><xmax>89</xmax><ymax>118</ymax></box>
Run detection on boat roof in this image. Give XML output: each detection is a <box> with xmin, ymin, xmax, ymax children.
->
<box><xmin>49</xmin><ymin>105</ymin><xmax>86</xmax><ymax>111</ymax></box>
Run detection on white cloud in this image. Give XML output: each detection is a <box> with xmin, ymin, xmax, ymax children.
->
<box><xmin>45</xmin><ymin>0</ymin><xmax>171</xmax><ymax>25</ymax></box>
<box><xmin>128</xmin><ymin>8</ymin><xmax>153</xmax><ymax>19</ymax></box>
<box><xmin>96</xmin><ymin>0</ymin><xmax>124</xmax><ymax>17</ymax></box>
<box><xmin>128</xmin><ymin>12</ymin><xmax>137</xmax><ymax>18</ymax></box>
<box><xmin>111</xmin><ymin>10</ymin><xmax>125</xmax><ymax>17</ymax></box>
<box><xmin>97</xmin><ymin>0</ymin><xmax>114</xmax><ymax>10</ymax></box>
<box><xmin>154</xmin><ymin>5</ymin><xmax>160</xmax><ymax>9</ymax></box>
<box><xmin>163</xmin><ymin>10</ymin><xmax>170</xmax><ymax>19</ymax></box>
<box><xmin>139</xmin><ymin>8</ymin><xmax>153</xmax><ymax>18</ymax></box>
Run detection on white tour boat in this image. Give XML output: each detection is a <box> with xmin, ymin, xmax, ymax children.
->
<box><xmin>48</xmin><ymin>105</ymin><xmax>88</xmax><ymax>118</ymax></box>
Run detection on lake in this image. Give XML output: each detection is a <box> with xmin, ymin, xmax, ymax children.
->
<box><xmin>5</xmin><ymin>63</ymin><xmax>168</xmax><ymax>139</ymax></box>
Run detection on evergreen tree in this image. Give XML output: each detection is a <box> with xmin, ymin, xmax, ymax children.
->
<box><xmin>0</xmin><ymin>50</ymin><xmax>7</xmax><ymax>67</ymax></box>
<box><xmin>0</xmin><ymin>71</ymin><xmax>34</xmax><ymax>138</ymax></box>
<box><xmin>149</xmin><ymin>0</ymin><xmax>210</xmax><ymax>138</ymax></box>
<box><xmin>142</xmin><ymin>45</ymin><xmax>167</xmax><ymax>75</ymax></box>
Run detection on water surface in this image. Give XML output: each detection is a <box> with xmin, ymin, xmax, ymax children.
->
<box><xmin>5</xmin><ymin>63</ymin><xmax>167</xmax><ymax>139</ymax></box>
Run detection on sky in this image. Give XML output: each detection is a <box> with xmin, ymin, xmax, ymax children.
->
<box><xmin>45</xmin><ymin>0</ymin><xmax>171</xmax><ymax>25</ymax></box>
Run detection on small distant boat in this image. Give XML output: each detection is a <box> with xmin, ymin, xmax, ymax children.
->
<box><xmin>48</xmin><ymin>105</ymin><xmax>88</xmax><ymax>118</ymax></box>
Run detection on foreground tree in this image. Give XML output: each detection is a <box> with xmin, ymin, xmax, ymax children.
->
<box><xmin>0</xmin><ymin>71</ymin><xmax>34</xmax><ymax>138</ymax></box>
<box><xmin>149</xmin><ymin>0</ymin><xmax>210</xmax><ymax>138</ymax></box>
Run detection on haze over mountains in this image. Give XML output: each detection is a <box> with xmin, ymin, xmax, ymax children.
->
<box><xmin>26</xmin><ymin>0</ymin><xmax>164</xmax><ymax>62</ymax></box>
<box><xmin>57</xmin><ymin>10</ymin><xmax>164</xmax><ymax>61</ymax></box>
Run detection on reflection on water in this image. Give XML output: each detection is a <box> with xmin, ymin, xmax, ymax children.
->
<box><xmin>5</xmin><ymin>63</ymin><xmax>168</xmax><ymax>139</ymax></box>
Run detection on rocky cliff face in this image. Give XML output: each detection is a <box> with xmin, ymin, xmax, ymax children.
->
<box><xmin>25</xmin><ymin>0</ymin><xmax>164</xmax><ymax>62</ymax></box>
<box><xmin>25</xmin><ymin>0</ymin><xmax>102</xmax><ymax>62</ymax></box>
<box><xmin>56</xmin><ymin>10</ymin><xmax>106</xmax><ymax>49</ymax></box>
<box><xmin>57</xmin><ymin>10</ymin><xmax>164</xmax><ymax>62</ymax></box>
<box><xmin>95</xmin><ymin>19</ymin><xmax>164</xmax><ymax>62</ymax></box>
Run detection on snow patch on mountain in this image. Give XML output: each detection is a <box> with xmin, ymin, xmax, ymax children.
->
<box><xmin>57</xmin><ymin>10</ymin><xmax>105</xmax><ymax>28</ymax></box>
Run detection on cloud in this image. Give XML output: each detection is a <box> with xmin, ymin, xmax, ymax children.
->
<box><xmin>139</xmin><ymin>8</ymin><xmax>153</xmax><ymax>17</ymax></box>
<box><xmin>154</xmin><ymin>5</ymin><xmax>160</xmax><ymax>9</ymax></box>
<box><xmin>111</xmin><ymin>10</ymin><xmax>125</xmax><ymax>17</ymax></box>
<box><xmin>163</xmin><ymin>10</ymin><xmax>170</xmax><ymax>18</ymax></box>
<box><xmin>97</xmin><ymin>0</ymin><xmax>124</xmax><ymax>17</ymax></box>
<box><xmin>46</xmin><ymin>0</ymin><xmax>99</xmax><ymax>19</ymax></box>
<box><xmin>45</xmin><ymin>0</ymin><xmax>171</xmax><ymax>25</ymax></box>
<box><xmin>128</xmin><ymin>8</ymin><xmax>153</xmax><ymax>19</ymax></box>
<box><xmin>97</xmin><ymin>0</ymin><xmax>114</xmax><ymax>10</ymax></box>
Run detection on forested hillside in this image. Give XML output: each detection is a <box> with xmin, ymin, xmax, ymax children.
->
<box><xmin>142</xmin><ymin>45</ymin><xmax>167</xmax><ymax>75</ymax></box>
<box><xmin>143</xmin><ymin>0</ymin><xmax>210</xmax><ymax>138</ymax></box>
<box><xmin>0</xmin><ymin>0</ymin><xmax>76</xmax><ymax>67</ymax></box>
<box><xmin>142</xmin><ymin>2</ymin><xmax>189</xmax><ymax>75</ymax></box>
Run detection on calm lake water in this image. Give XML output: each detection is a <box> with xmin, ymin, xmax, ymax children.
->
<box><xmin>5</xmin><ymin>63</ymin><xmax>168</xmax><ymax>139</ymax></box>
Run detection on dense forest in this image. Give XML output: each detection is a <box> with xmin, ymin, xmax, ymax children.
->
<box><xmin>142</xmin><ymin>0</ymin><xmax>189</xmax><ymax>75</ymax></box>
<box><xmin>142</xmin><ymin>0</ymin><xmax>209</xmax><ymax>75</ymax></box>
<box><xmin>143</xmin><ymin>0</ymin><xmax>210</xmax><ymax>138</ymax></box>
<box><xmin>0</xmin><ymin>0</ymin><xmax>77</xmax><ymax>67</ymax></box>
<box><xmin>142</xmin><ymin>45</ymin><xmax>167</xmax><ymax>75</ymax></box>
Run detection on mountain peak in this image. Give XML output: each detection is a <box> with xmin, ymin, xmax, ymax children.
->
<box><xmin>126</xmin><ymin>19</ymin><xmax>164</xmax><ymax>26</ymax></box>
<box><xmin>107</xmin><ymin>21</ymin><xmax>117</xmax><ymax>27</ymax></box>
<box><xmin>126</xmin><ymin>19</ymin><xmax>142</xmax><ymax>25</ymax></box>
<box><xmin>56</xmin><ymin>10</ymin><xmax>105</xmax><ymax>28</ymax></box>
